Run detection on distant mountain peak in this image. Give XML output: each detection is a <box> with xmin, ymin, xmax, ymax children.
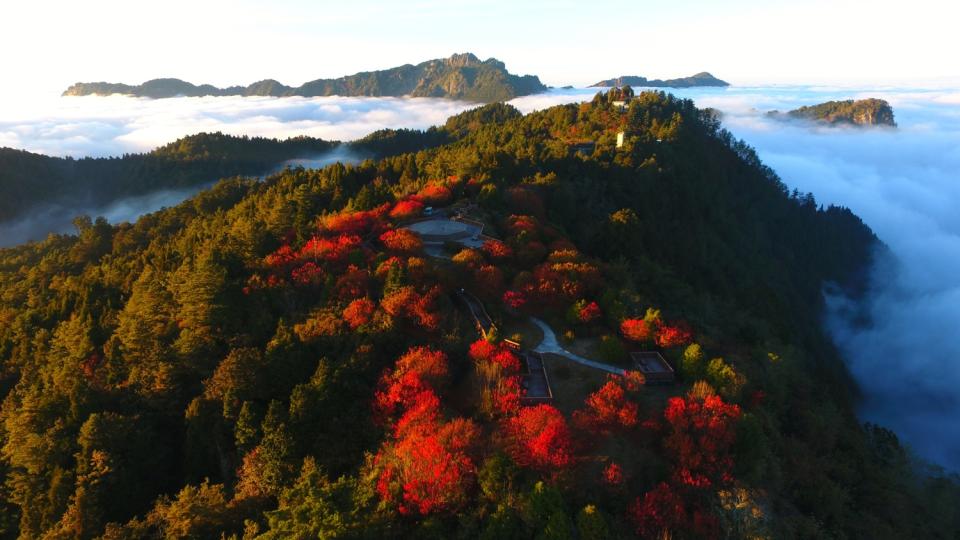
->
<box><xmin>445</xmin><ymin>52</ymin><xmax>482</xmax><ymax>66</ymax></box>
<box><xmin>62</xmin><ymin>54</ymin><xmax>546</xmax><ymax>103</ymax></box>
<box><xmin>590</xmin><ymin>72</ymin><xmax>729</xmax><ymax>88</ymax></box>
<box><xmin>768</xmin><ymin>98</ymin><xmax>897</xmax><ymax>127</ymax></box>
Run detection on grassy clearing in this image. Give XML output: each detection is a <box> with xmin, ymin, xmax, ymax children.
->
<box><xmin>540</xmin><ymin>352</ymin><xmax>609</xmax><ymax>415</ymax></box>
<box><xmin>501</xmin><ymin>316</ymin><xmax>544</xmax><ymax>349</ymax></box>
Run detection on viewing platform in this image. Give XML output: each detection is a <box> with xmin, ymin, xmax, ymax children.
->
<box><xmin>519</xmin><ymin>350</ymin><xmax>553</xmax><ymax>404</ymax></box>
<box><xmin>630</xmin><ymin>351</ymin><xmax>675</xmax><ymax>385</ymax></box>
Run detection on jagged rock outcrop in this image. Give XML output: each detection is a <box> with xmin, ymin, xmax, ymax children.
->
<box><xmin>768</xmin><ymin>98</ymin><xmax>896</xmax><ymax>127</ymax></box>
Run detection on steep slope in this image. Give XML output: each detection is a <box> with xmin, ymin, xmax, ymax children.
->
<box><xmin>62</xmin><ymin>53</ymin><xmax>547</xmax><ymax>102</ymax></box>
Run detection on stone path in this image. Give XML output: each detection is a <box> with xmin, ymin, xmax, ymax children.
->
<box><xmin>529</xmin><ymin>317</ymin><xmax>626</xmax><ymax>375</ymax></box>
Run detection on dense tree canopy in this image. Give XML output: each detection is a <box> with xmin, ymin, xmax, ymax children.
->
<box><xmin>0</xmin><ymin>90</ymin><xmax>956</xmax><ymax>539</ymax></box>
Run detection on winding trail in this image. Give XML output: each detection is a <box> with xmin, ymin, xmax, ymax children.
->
<box><xmin>530</xmin><ymin>317</ymin><xmax>626</xmax><ymax>375</ymax></box>
<box><xmin>452</xmin><ymin>288</ymin><xmax>626</xmax><ymax>376</ymax></box>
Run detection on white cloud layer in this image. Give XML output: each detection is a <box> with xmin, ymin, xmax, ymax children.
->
<box><xmin>0</xmin><ymin>95</ymin><xmax>484</xmax><ymax>158</ymax></box>
<box><xmin>2</xmin><ymin>86</ymin><xmax>959</xmax><ymax>470</ymax></box>
<box><xmin>702</xmin><ymin>88</ymin><xmax>960</xmax><ymax>472</ymax></box>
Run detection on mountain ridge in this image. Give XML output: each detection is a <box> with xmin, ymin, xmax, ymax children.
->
<box><xmin>590</xmin><ymin>72</ymin><xmax>729</xmax><ymax>88</ymax></box>
<box><xmin>62</xmin><ymin>53</ymin><xmax>547</xmax><ymax>103</ymax></box>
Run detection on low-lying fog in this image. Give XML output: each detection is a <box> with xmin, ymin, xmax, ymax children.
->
<box><xmin>0</xmin><ymin>184</ymin><xmax>213</xmax><ymax>247</ymax></box>
<box><xmin>0</xmin><ymin>145</ymin><xmax>365</xmax><ymax>247</ymax></box>
<box><xmin>1</xmin><ymin>87</ymin><xmax>958</xmax><ymax>471</ymax></box>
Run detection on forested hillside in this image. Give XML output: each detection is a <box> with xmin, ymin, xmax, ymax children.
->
<box><xmin>0</xmin><ymin>91</ymin><xmax>956</xmax><ymax>539</ymax></box>
<box><xmin>0</xmin><ymin>133</ymin><xmax>337</xmax><ymax>224</ymax></box>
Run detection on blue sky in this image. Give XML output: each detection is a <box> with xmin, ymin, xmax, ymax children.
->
<box><xmin>2</xmin><ymin>0</ymin><xmax>959</xmax><ymax>97</ymax></box>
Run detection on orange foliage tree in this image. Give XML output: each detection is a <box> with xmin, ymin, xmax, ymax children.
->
<box><xmin>573</xmin><ymin>373</ymin><xmax>643</xmax><ymax>434</ymax></box>
<box><xmin>320</xmin><ymin>205</ymin><xmax>389</xmax><ymax>236</ymax></box>
<box><xmin>389</xmin><ymin>199</ymin><xmax>424</xmax><ymax>220</ymax></box>
<box><xmin>381</xmin><ymin>286</ymin><xmax>441</xmax><ymax>332</ymax></box>
<box><xmin>482</xmin><ymin>239</ymin><xmax>513</xmax><ymax>261</ymax></box>
<box><xmin>343</xmin><ymin>297</ymin><xmax>376</xmax><ymax>329</ymax></box>
<box><xmin>415</xmin><ymin>184</ymin><xmax>453</xmax><ymax>206</ymax></box>
<box><xmin>394</xmin><ymin>346</ymin><xmax>449</xmax><ymax>388</ymax></box>
<box><xmin>379</xmin><ymin>229</ymin><xmax>423</xmax><ymax>254</ymax></box>
<box><xmin>300</xmin><ymin>234</ymin><xmax>362</xmax><ymax>264</ymax></box>
<box><xmin>293</xmin><ymin>310</ymin><xmax>344</xmax><ymax>342</ymax></box>
<box><xmin>655</xmin><ymin>321</ymin><xmax>693</xmax><ymax>348</ymax></box>
<box><xmin>620</xmin><ymin>318</ymin><xmax>653</xmax><ymax>343</ymax></box>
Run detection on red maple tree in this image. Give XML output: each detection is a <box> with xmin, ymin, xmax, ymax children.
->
<box><xmin>392</xmin><ymin>389</ymin><xmax>442</xmax><ymax>439</ymax></box>
<box><xmin>300</xmin><ymin>234</ymin><xmax>362</xmax><ymax>263</ymax></box>
<box><xmin>628</xmin><ymin>482</ymin><xmax>687</xmax><ymax>539</ymax></box>
<box><xmin>664</xmin><ymin>392</ymin><xmax>741</xmax><ymax>488</ymax></box>
<box><xmin>375</xmin><ymin>397</ymin><xmax>480</xmax><ymax>516</ymax></box>
<box><xmin>504</xmin><ymin>404</ymin><xmax>574</xmax><ymax>471</ymax></box>
<box><xmin>574</xmin><ymin>374</ymin><xmax>640</xmax><ymax>434</ymax></box>
<box><xmin>491</xmin><ymin>376</ymin><xmax>524</xmax><ymax>416</ymax></box>
<box><xmin>335</xmin><ymin>265</ymin><xmax>370</xmax><ymax>300</ymax></box>
<box><xmin>603</xmin><ymin>462</ymin><xmax>624</xmax><ymax>486</ymax></box>
<box><xmin>373</xmin><ymin>370</ymin><xmax>430</xmax><ymax>422</ymax></box>
<box><xmin>373</xmin><ymin>346</ymin><xmax>479</xmax><ymax>516</ymax></box>
<box><xmin>482</xmin><ymin>239</ymin><xmax>513</xmax><ymax>261</ymax></box>
<box><xmin>320</xmin><ymin>205</ymin><xmax>389</xmax><ymax>236</ymax></box>
<box><xmin>290</xmin><ymin>262</ymin><xmax>324</xmax><ymax>286</ymax></box>
<box><xmin>502</xmin><ymin>290</ymin><xmax>528</xmax><ymax>310</ymax></box>
<box><xmin>620</xmin><ymin>318</ymin><xmax>653</xmax><ymax>343</ymax></box>
<box><xmin>578</xmin><ymin>301</ymin><xmax>602</xmax><ymax>324</ymax></box>
<box><xmin>655</xmin><ymin>321</ymin><xmax>693</xmax><ymax>348</ymax></box>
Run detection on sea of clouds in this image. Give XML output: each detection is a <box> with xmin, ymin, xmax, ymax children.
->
<box><xmin>698</xmin><ymin>87</ymin><xmax>960</xmax><ymax>472</ymax></box>
<box><xmin>1</xmin><ymin>86</ymin><xmax>958</xmax><ymax>471</ymax></box>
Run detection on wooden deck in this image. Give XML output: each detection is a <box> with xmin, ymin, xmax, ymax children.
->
<box><xmin>520</xmin><ymin>351</ymin><xmax>553</xmax><ymax>403</ymax></box>
<box><xmin>630</xmin><ymin>351</ymin><xmax>675</xmax><ymax>385</ymax></box>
